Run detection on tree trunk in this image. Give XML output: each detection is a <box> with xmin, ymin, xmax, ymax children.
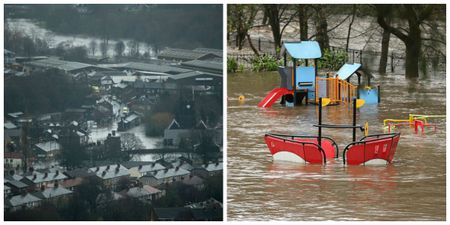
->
<box><xmin>405</xmin><ymin>32</ymin><xmax>421</xmax><ymax>78</ymax></box>
<box><xmin>345</xmin><ymin>5</ymin><xmax>357</xmax><ymax>52</ymax></box>
<box><xmin>299</xmin><ymin>5</ymin><xmax>308</xmax><ymax>41</ymax></box>
<box><xmin>315</xmin><ymin>6</ymin><xmax>329</xmax><ymax>50</ymax></box>
<box><xmin>246</xmin><ymin>34</ymin><xmax>260</xmax><ymax>56</ymax></box>
<box><xmin>265</xmin><ymin>5</ymin><xmax>282</xmax><ymax>54</ymax></box>
<box><xmin>378</xmin><ymin>18</ymin><xmax>391</xmax><ymax>75</ymax></box>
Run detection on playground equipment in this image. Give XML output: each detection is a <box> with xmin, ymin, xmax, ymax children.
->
<box><xmin>258</xmin><ymin>41</ymin><xmax>380</xmax><ymax>108</ymax></box>
<box><xmin>264</xmin><ymin>98</ymin><xmax>401</xmax><ymax>165</ymax></box>
<box><xmin>384</xmin><ymin>114</ymin><xmax>445</xmax><ymax>134</ymax></box>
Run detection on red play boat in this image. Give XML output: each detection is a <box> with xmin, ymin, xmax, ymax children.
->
<box><xmin>343</xmin><ymin>133</ymin><xmax>400</xmax><ymax>165</ymax></box>
<box><xmin>263</xmin><ymin>98</ymin><xmax>401</xmax><ymax>165</ymax></box>
<box><xmin>264</xmin><ymin>134</ymin><xmax>338</xmax><ymax>164</ymax></box>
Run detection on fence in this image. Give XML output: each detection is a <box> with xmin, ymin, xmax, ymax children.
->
<box><xmin>228</xmin><ymin>34</ymin><xmax>445</xmax><ymax>73</ymax></box>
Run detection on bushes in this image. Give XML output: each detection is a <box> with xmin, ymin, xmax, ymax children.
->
<box><xmin>227</xmin><ymin>57</ymin><xmax>238</xmax><ymax>73</ymax></box>
<box><xmin>317</xmin><ymin>48</ymin><xmax>348</xmax><ymax>70</ymax></box>
<box><xmin>251</xmin><ymin>54</ymin><xmax>280</xmax><ymax>72</ymax></box>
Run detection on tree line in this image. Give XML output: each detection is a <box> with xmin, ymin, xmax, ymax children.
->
<box><xmin>7</xmin><ymin>4</ymin><xmax>223</xmax><ymax>50</ymax></box>
<box><xmin>228</xmin><ymin>4</ymin><xmax>445</xmax><ymax>78</ymax></box>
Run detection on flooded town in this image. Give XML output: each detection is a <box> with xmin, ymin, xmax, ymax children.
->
<box><xmin>4</xmin><ymin>4</ymin><xmax>223</xmax><ymax>221</ymax></box>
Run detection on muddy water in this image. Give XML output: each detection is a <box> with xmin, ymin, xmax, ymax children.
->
<box><xmin>227</xmin><ymin>71</ymin><xmax>446</xmax><ymax>220</ymax></box>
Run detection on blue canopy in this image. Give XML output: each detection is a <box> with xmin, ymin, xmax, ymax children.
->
<box><xmin>336</xmin><ymin>63</ymin><xmax>361</xmax><ymax>80</ymax></box>
<box><xmin>282</xmin><ymin>41</ymin><xmax>322</xmax><ymax>59</ymax></box>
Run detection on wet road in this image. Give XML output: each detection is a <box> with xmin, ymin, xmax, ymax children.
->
<box><xmin>227</xmin><ymin>71</ymin><xmax>446</xmax><ymax>220</ymax></box>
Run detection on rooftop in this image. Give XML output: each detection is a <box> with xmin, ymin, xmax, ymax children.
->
<box><xmin>4</xmin><ymin>121</ymin><xmax>18</xmax><ymax>129</ymax></box>
<box><xmin>158</xmin><ymin>48</ymin><xmax>207</xmax><ymax>61</ymax></box>
<box><xmin>33</xmin><ymin>186</ymin><xmax>73</xmax><ymax>199</ymax></box>
<box><xmin>169</xmin><ymin>71</ymin><xmax>222</xmax><ymax>81</ymax></box>
<box><xmin>24</xmin><ymin>171</ymin><xmax>67</xmax><ymax>184</ymax></box>
<box><xmin>180</xmin><ymin>60</ymin><xmax>223</xmax><ymax>72</ymax></box>
<box><xmin>25</xmin><ymin>58</ymin><xmax>105</xmax><ymax>72</ymax></box>
<box><xmin>35</xmin><ymin>141</ymin><xmax>61</xmax><ymax>153</ymax></box>
<box><xmin>100</xmin><ymin>62</ymin><xmax>190</xmax><ymax>75</ymax></box>
<box><xmin>147</xmin><ymin>167</ymin><xmax>190</xmax><ymax>180</ymax></box>
<box><xmin>8</xmin><ymin>193</ymin><xmax>41</xmax><ymax>207</ymax></box>
<box><xmin>89</xmin><ymin>164</ymin><xmax>130</xmax><ymax>180</ymax></box>
<box><xmin>126</xmin><ymin>185</ymin><xmax>161</xmax><ymax>198</ymax></box>
<box><xmin>202</xmin><ymin>162</ymin><xmax>223</xmax><ymax>172</ymax></box>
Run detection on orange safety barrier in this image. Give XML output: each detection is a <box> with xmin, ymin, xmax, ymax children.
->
<box><xmin>315</xmin><ymin>77</ymin><xmax>357</xmax><ymax>104</ymax></box>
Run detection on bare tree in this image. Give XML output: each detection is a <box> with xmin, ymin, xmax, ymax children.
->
<box><xmin>228</xmin><ymin>5</ymin><xmax>258</xmax><ymax>51</ymax></box>
<box><xmin>345</xmin><ymin>5</ymin><xmax>357</xmax><ymax>52</ymax></box>
<box><xmin>376</xmin><ymin>4</ymin><xmax>436</xmax><ymax>78</ymax></box>
<box><xmin>264</xmin><ymin>4</ymin><xmax>298</xmax><ymax>54</ymax></box>
<box><xmin>89</xmin><ymin>40</ymin><xmax>97</xmax><ymax>56</ymax></box>
<box><xmin>100</xmin><ymin>41</ymin><xmax>109</xmax><ymax>57</ymax></box>
<box><xmin>312</xmin><ymin>5</ymin><xmax>330</xmax><ymax>50</ymax></box>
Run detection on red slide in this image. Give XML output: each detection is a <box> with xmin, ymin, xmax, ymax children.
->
<box><xmin>258</xmin><ymin>88</ymin><xmax>293</xmax><ymax>108</ymax></box>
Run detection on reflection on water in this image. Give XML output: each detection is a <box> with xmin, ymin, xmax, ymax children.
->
<box><xmin>227</xmin><ymin>72</ymin><xmax>445</xmax><ymax>220</ymax></box>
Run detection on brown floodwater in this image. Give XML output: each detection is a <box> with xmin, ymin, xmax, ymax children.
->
<box><xmin>227</xmin><ymin>71</ymin><xmax>446</xmax><ymax>221</ymax></box>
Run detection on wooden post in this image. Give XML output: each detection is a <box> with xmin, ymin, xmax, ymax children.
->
<box><xmin>258</xmin><ymin>38</ymin><xmax>261</xmax><ymax>51</ymax></box>
<box><xmin>391</xmin><ymin>52</ymin><xmax>394</xmax><ymax>72</ymax></box>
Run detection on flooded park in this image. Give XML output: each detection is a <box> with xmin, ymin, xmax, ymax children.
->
<box><xmin>227</xmin><ymin>70</ymin><xmax>446</xmax><ymax>220</ymax></box>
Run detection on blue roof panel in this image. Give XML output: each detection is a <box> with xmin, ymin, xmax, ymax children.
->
<box><xmin>283</xmin><ymin>41</ymin><xmax>322</xmax><ymax>59</ymax></box>
<box><xmin>336</xmin><ymin>63</ymin><xmax>362</xmax><ymax>80</ymax></box>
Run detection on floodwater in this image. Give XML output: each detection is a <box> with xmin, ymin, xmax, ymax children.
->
<box><xmin>6</xmin><ymin>18</ymin><xmax>155</xmax><ymax>58</ymax></box>
<box><xmin>227</xmin><ymin>71</ymin><xmax>446</xmax><ymax>220</ymax></box>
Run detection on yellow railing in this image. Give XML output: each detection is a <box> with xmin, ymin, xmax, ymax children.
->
<box><xmin>315</xmin><ymin>77</ymin><xmax>357</xmax><ymax>104</ymax></box>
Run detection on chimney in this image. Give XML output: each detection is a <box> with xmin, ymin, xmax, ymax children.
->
<box><xmin>54</xmin><ymin>181</ymin><xmax>59</xmax><ymax>188</ymax></box>
<box><xmin>33</xmin><ymin>174</ymin><xmax>37</xmax><ymax>180</ymax></box>
<box><xmin>112</xmin><ymin>130</ymin><xmax>116</xmax><ymax>136</ymax></box>
<box><xmin>96</xmin><ymin>166</ymin><xmax>100</xmax><ymax>172</ymax></box>
<box><xmin>115</xmin><ymin>167</ymin><xmax>119</xmax><ymax>173</ymax></box>
<box><xmin>106</xmin><ymin>165</ymin><xmax>110</xmax><ymax>170</ymax></box>
<box><xmin>215</xmin><ymin>161</ymin><xmax>219</xmax><ymax>166</ymax></box>
<box><xmin>56</xmin><ymin>170</ymin><xmax>59</xmax><ymax>176</ymax></box>
<box><xmin>151</xmin><ymin>163</ymin><xmax>155</xmax><ymax>168</ymax></box>
<box><xmin>102</xmin><ymin>171</ymin><xmax>107</xmax><ymax>177</ymax></box>
<box><xmin>175</xmin><ymin>166</ymin><xmax>179</xmax><ymax>171</ymax></box>
<box><xmin>116</xmin><ymin>164</ymin><xmax>120</xmax><ymax>169</ymax></box>
<box><xmin>43</xmin><ymin>172</ymin><xmax>48</xmax><ymax>178</ymax></box>
<box><xmin>138</xmin><ymin>165</ymin><xmax>143</xmax><ymax>170</ymax></box>
<box><xmin>164</xmin><ymin>168</ymin><xmax>168</xmax><ymax>173</ymax></box>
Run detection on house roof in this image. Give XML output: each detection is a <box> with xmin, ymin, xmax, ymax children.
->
<box><xmin>5</xmin><ymin>174</ymin><xmax>24</xmax><ymax>181</ymax></box>
<box><xmin>8</xmin><ymin>193</ymin><xmax>41</xmax><ymax>207</ymax></box>
<box><xmin>126</xmin><ymin>185</ymin><xmax>161</xmax><ymax>198</ymax></box>
<box><xmin>33</xmin><ymin>186</ymin><xmax>72</xmax><ymax>199</ymax></box>
<box><xmin>167</xmin><ymin>119</ymin><xmax>182</xmax><ymax>130</ymax></box>
<box><xmin>124</xmin><ymin>113</ymin><xmax>139</xmax><ymax>123</ymax></box>
<box><xmin>64</xmin><ymin>168</ymin><xmax>94</xmax><ymax>178</ymax></box>
<box><xmin>24</xmin><ymin>171</ymin><xmax>67</xmax><ymax>184</ymax></box>
<box><xmin>168</xmin><ymin>71</ymin><xmax>222</xmax><ymax>81</ymax></box>
<box><xmin>158</xmin><ymin>48</ymin><xmax>207</xmax><ymax>61</ymax></box>
<box><xmin>35</xmin><ymin>141</ymin><xmax>61</xmax><ymax>153</ymax></box>
<box><xmin>89</xmin><ymin>164</ymin><xmax>130</xmax><ymax>180</ymax></box>
<box><xmin>191</xmin><ymin>208</ymin><xmax>222</xmax><ymax>221</ymax></box>
<box><xmin>5</xmin><ymin>179</ymin><xmax>29</xmax><ymax>189</ymax></box>
<box><xmin>172</xmin><ymin>162</ymin><xmax>194</xmax><ymax>171</ymax></box>
<box><xmin>130</xmin><ymin>163</ymin><xmax>165</xmax><ymax>174</ymax></box>
<box><xmin>4</xmin><ymin>121</ymin><xmax>18</xmax><ymax>129</ymax></box>
<box><xmin>202</xmin><ymin>162</ymin><xmax>223</xmax><ymax>172</ymax></box>
<box><xmin>25</xmin><ymin>58</ymin><xmax>103</xmax><ymax>72</ymax></box>
<box><xmin>101</xmin><ymin>62</ymin><xmax>190</xmax><ymax>75</ymax></box>
<box><xmin>180</xmin><ymin>60</ymin><xmax>223</xmax><ymax>72</ymax></box>
<box><xmin>147</xmin><ymin>168</ymin><xmax>190</xmax><ymax>180</ymax></box>
<box><xmin>7</xmin><ymin>112</ymin><xmax>24</xmax><ymax>118</ymax></box>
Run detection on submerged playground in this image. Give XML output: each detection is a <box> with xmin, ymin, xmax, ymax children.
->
<box><xmin>227</xmin><ymin>41</ymin><xmax>446</xmax><ymax>220</ymax></box>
